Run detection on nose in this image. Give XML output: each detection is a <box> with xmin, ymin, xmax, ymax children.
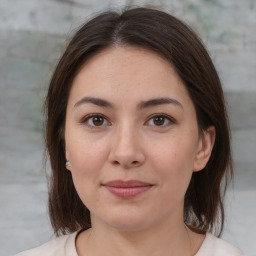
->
<box><xmin>108</xmin><ymin>123</ymin><xmax>146</xmax><ymax>169</ymax></box>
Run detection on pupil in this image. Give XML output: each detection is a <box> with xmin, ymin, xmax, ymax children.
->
<box><xmin>93</xmin><ymin>116</ymin><xmax>104</xmax><ymax>126</ymax></box>
<box><xmin>154</xmin><ymin>116</ymin><xmax>164</xmax><ymax>125</ymax></box>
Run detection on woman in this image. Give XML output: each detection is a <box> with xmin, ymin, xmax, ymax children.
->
<box><xmin>15</xmin><ymin>7</ymin><xmax>244</xmax><ymax>256</ymax></box>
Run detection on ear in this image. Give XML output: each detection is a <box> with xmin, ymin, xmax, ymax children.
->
<box><xmin>193</xmin><ymin>126</ymin><xmax>216</xmax><ymax>172</ymax></box>
<box><xmin>65</xmin><ymin>150</ymin><xmax>72</xmax><ymax>171</ymax></box>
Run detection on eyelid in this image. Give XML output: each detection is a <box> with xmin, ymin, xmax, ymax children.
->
<box><xmin>79</xmin><ymin>113</ymin><xmax>111</xmax><ymax>128</ymax></box>
<box><xmin>145</xmin><ymin>113</ymin><xmax>176</xmax><ymax>126</ymax></box>
<box><xmin>79</xmin><ymin>113</ymin><xmax>175</xmax><ymax>129</ymax></box>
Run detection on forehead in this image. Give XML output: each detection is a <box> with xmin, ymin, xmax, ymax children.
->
<box><xmin>69</xmin><ymin>46</ymin><xmax>191</xmax><ymax>106</ymax></box>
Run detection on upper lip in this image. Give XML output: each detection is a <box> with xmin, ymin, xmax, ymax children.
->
<box><xmin>103</xmin><ymin>180</ymin><xmax>153</xmax><ymax>187</ymax></box>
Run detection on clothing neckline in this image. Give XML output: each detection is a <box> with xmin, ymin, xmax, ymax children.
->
<box><xmin>67</xmin><ymin>230</ymin><xmax>211</xmax><ymax>256</ymax></box>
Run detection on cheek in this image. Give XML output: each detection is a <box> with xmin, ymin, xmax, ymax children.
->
<box><xmin>66</xmin><ymin>125</ymin><xmax>108</xmax><ymax>162</ymax></box>
<box><xmin>66</xmin><ymin>139</ymin><xmax>109</xmax><ymax>208</ymax></box>
<box><xmin>150</xmin><ymin>136</ymin><xmax>197</xmax><ymax>191</ymax></box>
<box><xmin>151</xmin><ymin>137</ymin><xmax>196</xmax><ymax>171</ymax></box>
<box><xmin>65</xmin><ymin>136</ymin><xmax>110</xmax><ymax>196</ymax></box>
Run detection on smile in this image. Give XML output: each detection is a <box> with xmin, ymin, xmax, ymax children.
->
<box><xmin>102</xmin><ymin>180</ymin><xmax>153</xmax><ymax>198</ymax></box>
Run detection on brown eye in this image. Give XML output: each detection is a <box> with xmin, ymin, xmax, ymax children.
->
<box><xmin>81</xmin><ymin>114</ymin><xmax>110</xmax><ymax>129</ymax></box>
<box><xmin>147</xmin><ymin>114</ymin><xmax>174</xmax><ymax>127</ymax></box>
<box><xmin>153</xmin><ymin>116</ymin><xmax>165</xmax><ymax>126</ymax></box>
<box><xmin>92</xmin><ymin>116</ymin><xmax>104</xmax><ymax>126</ymax></box>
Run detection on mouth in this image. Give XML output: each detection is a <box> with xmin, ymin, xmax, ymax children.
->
<box><xmin>102</xmin><ymin>180</ymin><xmax>153</xmax><ymax>198</ymax></box>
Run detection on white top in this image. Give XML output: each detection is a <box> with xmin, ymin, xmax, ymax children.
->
<box><xmin>14</xmin><ymin>232</ymin><xmax>244</xmax><ymax>256</ymax></box>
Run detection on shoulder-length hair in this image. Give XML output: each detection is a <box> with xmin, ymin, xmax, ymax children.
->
<box><xmin>45</xmin><ymin>7</ymin><xmax>232</xmax><ymax>236</ymax></box>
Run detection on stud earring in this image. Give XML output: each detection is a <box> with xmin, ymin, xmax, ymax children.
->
<box><xmin>66</xmin><ymin>160</ymin><xmax>71</xmax><ymax>168</ymax></box>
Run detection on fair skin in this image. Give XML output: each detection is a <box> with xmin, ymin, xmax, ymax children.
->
<box><xmin>65</xmin><ymin>46</ymin><xmax>215</xmax><ymax>256</ymax></box>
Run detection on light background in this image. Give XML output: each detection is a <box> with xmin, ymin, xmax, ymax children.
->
<box><xmin>0</xmin><ymin>0</ymin><xmax>255</xmax><ymax>255</ymax></box>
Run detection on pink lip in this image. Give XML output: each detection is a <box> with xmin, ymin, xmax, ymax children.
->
<box><xmin>103</xmin><ymin>180</ymin><xmax>153</xmax><ymax>198</ymax></box>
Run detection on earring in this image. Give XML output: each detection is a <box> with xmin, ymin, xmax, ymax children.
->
<box><xmin>66</xmin><ymin>160</ymin><xmax>71</xmax><ymax>168</ymax></box>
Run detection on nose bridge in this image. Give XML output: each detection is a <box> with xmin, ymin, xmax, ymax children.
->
<box><xmin>109</xmin><ymin>119</ymin><xmax>145</xmax><ymax>168</ymax></box>
<box><xmin>114</xmin><ymin>120</ymin><xmax>138</xmax><ymax>154</ymax></box>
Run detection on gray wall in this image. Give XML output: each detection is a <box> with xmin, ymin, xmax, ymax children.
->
<box><xmin>0</xmin><ymin>0</ymin><xmax>255</xmax><ymax>255</ymax></box>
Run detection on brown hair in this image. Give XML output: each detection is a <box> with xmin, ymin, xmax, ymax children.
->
<box><xmin>45</xmin><ymin>7</ymin><xmax>232</xmax><ymax>236</ymax></box>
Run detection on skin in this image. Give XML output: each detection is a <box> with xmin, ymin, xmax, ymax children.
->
<box><xmin>65</xmin><ymin>46</ymin><xmax>215</xmax><ymax>256</ymax></box>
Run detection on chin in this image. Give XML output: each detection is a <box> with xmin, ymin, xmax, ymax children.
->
<box><xmin>102</xmin><ymin>210</ymin><xmax>154</xmax><ymax>232</ymax></box>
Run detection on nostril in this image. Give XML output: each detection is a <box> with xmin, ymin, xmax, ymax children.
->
<box><xmin>113</xmin><ymin>160</ymin><xmax>119</xmax><ymax>166</ymax></box>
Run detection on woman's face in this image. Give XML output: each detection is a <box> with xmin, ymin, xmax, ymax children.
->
<box><xmin>65</xmin><ymin>46</ymin><xmax>214</xmax><ymax>231</ymax></box>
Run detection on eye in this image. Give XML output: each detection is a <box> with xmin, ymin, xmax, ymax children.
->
<box><xmin>146</xmin><ymin>114</ymin><xmax>174</xmax><ymax>127</ymax></box>
<box><xmin>80</xmin><ymin>114</ymin><xmax>110</xmax><ymax>128</ymax></box>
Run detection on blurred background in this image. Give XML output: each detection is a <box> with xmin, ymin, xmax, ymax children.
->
<box><xmin>0</xmin><ymin>0</ymin><xmax>255</xmax><ymax>255</ymax></box>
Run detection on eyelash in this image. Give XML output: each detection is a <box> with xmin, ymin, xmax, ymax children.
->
<box><xmin>80</xmin><ymin>114</ymin><xmax>111</xmax><ymax>129</ymax></box>
<box><xmin>146</xmin><ymin>113</ymin><xmax>175</xmax><ymax>127</ymax></box>
<box><xmin>80</xmin><ymin>113</ymin><xmax>175</xmax><ymax>129</ymax></box>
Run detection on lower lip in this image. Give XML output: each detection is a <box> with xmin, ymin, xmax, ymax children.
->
<box><xmin>104</xmin><ymin>186</ymin><xmax>152</xmax><ymax>198</ymax></box>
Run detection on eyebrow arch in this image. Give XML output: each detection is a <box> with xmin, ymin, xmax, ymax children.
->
<box><xmin>74</xmin><ymin>96</ymin><xmax>183</xmax><ymax>110</ymax></box>
<box><xmin>137</xmin><ymin>97</ymin><xmax>183</xmax><ymax>110</ymax></box>
<box><xmin>74</xmin><ymin>97</ymin><xmax>115</xmax><ymax>109</ymax></box>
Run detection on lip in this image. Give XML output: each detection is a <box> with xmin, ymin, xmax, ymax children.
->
<box><xmin>102</xmin><ymin>180</ymin><xmax>153</xmax><ymax>198</ymax></box>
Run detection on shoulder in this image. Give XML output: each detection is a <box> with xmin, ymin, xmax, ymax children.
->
<box><xmin>13</xmin><ymin>232</ymin><xmax>78</xmax><ymax>256</ymax></box>
<box><xmin>196</xmin><ymin>233</ymin><xmax>245</xmax><ymax>256</ymax></box>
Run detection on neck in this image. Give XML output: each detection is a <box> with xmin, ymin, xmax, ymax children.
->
<box><xmin>76</xmin><ymin>216</ymin><xmax>195</xmax><ymax>256</ymax></box>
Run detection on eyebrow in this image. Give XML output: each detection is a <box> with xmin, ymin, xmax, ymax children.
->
<box><xmin>74</xmin><ymin>97</ymin><xmax>115</xmax><ymax>108</ymax></box>
<box><xmin>74</xmin><ymin>96</ymin><xmax>183</xmax><ymax>110</ymax></box>
<box><xmin>137</xmin><ymin>97</ymin><xmax>183</xmax><ymax>110</ymax></box>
